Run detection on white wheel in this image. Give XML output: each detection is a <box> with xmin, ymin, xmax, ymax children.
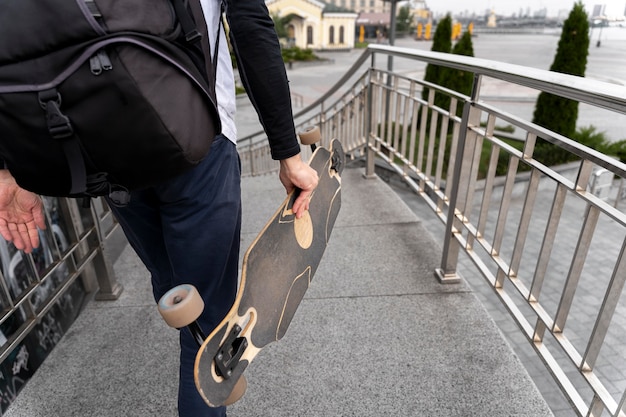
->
<box><xmin>158</xmin><ymin>284</ymin><xmax>204</xmax><ymax>328</ymax></box>
<box><xmin>224</xmin><ymin>376</ymin><xmax>248</xmax><ymax>406</ymax></box>
<box><xmin>298</xmin><ymin>125</ymin><xmax>321</xmax><ymax>145</ymax></box>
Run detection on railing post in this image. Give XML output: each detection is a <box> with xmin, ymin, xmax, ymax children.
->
<box><xmin>89</xmin><ymin>200</ymin><xmax>124</xmax><ymax>300</ymax></box>
<box><xmin>92</xmin><ymin>242</ymin><xmax>124</xmax><ymax>300</ymax></box>
<box><xmin>58</xmin><ymin>198</ymin><xmax>123</xmax><ymax>300</ymax></box>
<box><xmin>364</xmin><ymin>57</ymin><xmax>377</xmax><ymax>179</ymax></box>
<box><xmin>435</xmin><ymin>74</ymin><xmax>482</xmax><ymax>284</ymax></box>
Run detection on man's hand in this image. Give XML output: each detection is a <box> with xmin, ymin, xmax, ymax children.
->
<box><xmin>0</xmin><ymin>170</ymin><xmax>46</xmax><ymax>253</ymax></box>
<box><xmin>279</xmin><ymin>154</ymin><xmax>319</xmax><ymax>219</ymax></box>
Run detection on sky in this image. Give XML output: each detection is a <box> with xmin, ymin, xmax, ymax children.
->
<box><xmin>426</xmin><ymin>0</ymin><xmax>626</xmax><ymax>18</ymax></box>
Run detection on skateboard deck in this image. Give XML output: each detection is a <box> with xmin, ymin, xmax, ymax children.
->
<box><xmin>193</xmin><ymin>139</ymin><xmax>345</xmax><ymax>406</ymax></box>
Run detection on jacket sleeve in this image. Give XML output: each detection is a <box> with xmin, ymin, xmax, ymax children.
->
<box><xmin>224</xmin><ymin>0</ymin><xmax>301</xmax><ymax>160</ymax></box>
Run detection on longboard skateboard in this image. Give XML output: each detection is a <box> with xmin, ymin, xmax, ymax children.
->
<box><xmin>158</xmin><ymin>133</ymin><xmax>344</xmax><ymax>407</ymax></box>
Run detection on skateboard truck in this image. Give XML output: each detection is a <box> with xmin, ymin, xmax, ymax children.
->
<box><xmin>158</xmin><ymin>285</ymin><xmax>250</xmax><ymax>404</ymax></box>
<box><xmin>214</xmin><ymin>324</ymin><xmax>248</xmax><ymax>379</ymax></box>
<box><xmin>331</xmin><ymin>148</ymin><xmax>344</xmax><ymax>174</ymax></box>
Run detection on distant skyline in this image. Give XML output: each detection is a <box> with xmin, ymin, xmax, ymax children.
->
<box><xmin>427</xmin><ymin>0</ymin><xmax>626</xmax><ymax>17</ymax></box>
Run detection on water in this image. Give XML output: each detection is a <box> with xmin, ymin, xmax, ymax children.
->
<box><xmin>237</xmin><ymin>28</ymin><xmax>626</xmax><ymax>142</ymax></box>
<box><xmin>390</xmin><ymin>29</ymin><xmax>626</xmax><ymax>142</ymax></box>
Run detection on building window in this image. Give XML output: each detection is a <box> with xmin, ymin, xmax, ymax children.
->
<box><xmin>287</xmin><ymin>24</ymin><xmax>295</xmax><ymax>46</ymax></box>
<box><xmin>329</xmin><ymin>26</ymin><xmax>335</xmax><ymax>44</ymax></box>
<box><xmin>307</xmin><ymin>26</ymin><xmax>313</xmax><ymax>45</ymax></box>
<box><xmin>339</xmin><ymin>26</ymin><xmax>345</xmax><ymax>44</ymax></box>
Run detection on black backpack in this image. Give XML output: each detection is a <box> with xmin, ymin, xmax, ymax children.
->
<box><xmin>0</xmin><ymin>0</ymin><xmax>221</xmax><ymax>205</ymax></box>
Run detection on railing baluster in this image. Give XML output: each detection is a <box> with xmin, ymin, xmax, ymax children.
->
<box><xmin>553</xmin><ymin>204</ymin><xmax>600</xmax><ymax>334</ymax></box>
<box><xmin>417</xmin><ymin>97</ymin><xmax>428</xmax><ymax>174</ymax></box>
<box><xmin>510</xmin><ymin>169</ymin><xmax>542</xmax><ymax>279</ymax></box>
<box><xmin>530</xmin><ymin>184</ymin><xmax>567</xmax><ymax>302</ymax></box>
<box><xmin>492</xmin><ymin>157</ymin><xmax>520</xmax><ymax>256</ymax></box>
<box><xmin>582</xmin><ymin>239</ymin><xmax>626</xmax><ymax>371</ymax></box>
<box><xmin>408</xmin><ymin>91</ymin><xmax>419</xmax><ymax>170</ymax></box>
<box><xmin>476</xmin><ymin>143</ymin><xmax>501</xmax><ymax>241</ymax></box>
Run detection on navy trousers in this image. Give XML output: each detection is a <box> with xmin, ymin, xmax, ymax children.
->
<box><xmin>108</xmin><ymin>135</ymin><xmax>241</xmax><ymax>417</ymax></box>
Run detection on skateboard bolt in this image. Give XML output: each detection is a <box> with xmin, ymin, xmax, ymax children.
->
<box><xmin>226</xmin><ymin>370</ymin><xmax>232</xmax><ymax>377</ymax></box>
<box><xmin>173</xmin><ymin>295</ymin><xmax>183</xmax><ymax>304</ymax></box>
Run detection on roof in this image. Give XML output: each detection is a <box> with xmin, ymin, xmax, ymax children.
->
<box><xmin>356</xmin><ymin>12</ymin><xmax>391</xmax><ymax>25</ymax></box>
<box><xmin>322</xmin><ymin>2</ymin><xmax>355</xmax><ymax>13</ymax></box>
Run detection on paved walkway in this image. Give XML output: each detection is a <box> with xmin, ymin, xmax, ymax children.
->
<box><xmin>9</xmin><ymin>32</ymin><xmax>625</xmax><ymax>416</ymax></box>
<box><xmin>4</xmin><ymin>164</ymin><xmax>552</xmax><ymax>416</ymax></box>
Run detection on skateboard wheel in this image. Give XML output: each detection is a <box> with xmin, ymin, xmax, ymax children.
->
<box><xmin>158</xmin><ymin>284</ymin><xmax>204</xmax><ymax>329</ymax></box>
<box><xmin>224</xmin><ymin>376</ymin><xmax>248</xmax><ymax>406</ymax></box>
<box><xmin>298</xmin><ymin>125</ymin><xmax>321</xmax><ymax>145</ymax></box>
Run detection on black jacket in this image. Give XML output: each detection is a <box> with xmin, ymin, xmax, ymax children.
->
<box><xmin>225</xmin><ymin>0</ymin><xmax>301</xmax><ymax>161</ymax></box>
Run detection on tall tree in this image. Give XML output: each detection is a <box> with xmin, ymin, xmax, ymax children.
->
<box><xmin>532</xmin><ymin>2</ymin><xmax>589</xmax><ymax>140</ymax></box>
<box><xmin>439</xmin><ymin>30</ymin><xmax>475</xmax><ymax>111</ymax></box>
<box><xmin>270</xmin><ymin>13</ymin><xmax>297</xmax><ymax>40</ymax></box>
<box><xmin>440</xmin><ymin>31</ymin><xmax>474</xmax><ymax>103</ymax></box>
<box><xmin>422</xmin><ymin>14</ymin><xmax>452</xmax><ymax>101</ymax></box>
<box><xmin>396</xmin><ymin>6</ymin><xmax>414</xmax><ymax>34</ymax></box>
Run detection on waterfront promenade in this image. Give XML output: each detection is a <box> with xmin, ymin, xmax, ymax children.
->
<box><xmin>5</xmin><ymin>31</ymin><xmax>626</xmax><ymax>416</ymax></box>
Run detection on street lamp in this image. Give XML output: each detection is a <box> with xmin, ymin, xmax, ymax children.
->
<box><xmin>382</xmin><ymin>0</ymin><xmax>398</xmax><ymax>71</ymax></box>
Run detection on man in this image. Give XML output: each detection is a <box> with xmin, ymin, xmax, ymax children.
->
<box><xmin>0</xmin><ymin>0</ymin><xmax>318</xmax><ymax>416</ymax></box>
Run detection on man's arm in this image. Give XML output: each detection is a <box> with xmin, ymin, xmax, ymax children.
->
<box><xmin>225</xmin><ymin>0</ymin><xmax>300</xmax><ymax>160</ymax></box>
<box><xmin>0</xmin><ymin>170</ymin><xmax>46</xmax><ymax>253</ymax></box>
<box><xmin>225</xmin><ymin>0</ymin><xmax>318</xmax><ymax>217</ymax></box>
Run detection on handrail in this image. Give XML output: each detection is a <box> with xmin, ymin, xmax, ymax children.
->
<box><xmin>367</xmin><ymin>44</ymin><xmax>626</xmax><ymax>113</ymax></box>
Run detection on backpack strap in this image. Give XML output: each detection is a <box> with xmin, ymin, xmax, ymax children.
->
<box><xmin>38</xmin><ymin>89</ymin><xmax>87</xmax><ymax>195</ymax></box>
<box><xmin>186</xmin><ymin>0</ymin><xmax>220</xmax><ymax>104</ymax></box>
<box><xmin>84</xmin><ymin>0</ymin><xmax>102</xmax><ymax>18</ymax></box>
<box><xmin>170</xmin><ymin>0</ymin><xmax>203</xmax><ymax>43</ymax></box>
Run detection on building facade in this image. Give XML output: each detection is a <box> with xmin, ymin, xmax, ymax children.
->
<box><xmin>325</xmin><ymin>0</ymin><xmax>387</xmax><ymax>13</ymax></box>
<box><xmin>266</xmin><ymin>0</ymin><xmax>358</xmax><ymax>50</ymax></box>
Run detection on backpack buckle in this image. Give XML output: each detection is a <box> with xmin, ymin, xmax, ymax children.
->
<box><xmin>39</xmin><ymin>90</ymin><xmax>74</xmax><ymax>139</ymax></box>
<box><xmin>185</xmin><ymin>29</ymin><xmax>202</xmax><ymax>44</ymax></box>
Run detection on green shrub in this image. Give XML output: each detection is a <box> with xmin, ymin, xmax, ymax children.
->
<box><xmin>378</xmin><ymin>120</ymin><xmax>624</xmax><ymax>181</ymax></box>
<box><xmin>422</xmin><ymin>14</ymin><xmax>452</xmax><ymax>102</ymax></box>
<box><xmin>438</xmin><ymin>30</ymin><xmax>475</xmax><ymax>112</ymax></box>
<box><xmin>532</xmin><ymin>2</ymin><xmax>589</xmax><ymax>139</ymax></box>
<box><xmin>604</xmin><ymin>139</ymin><xmax>626</xmax><ymax>163</ymax></box>
<box><xmin>281</xmin><ymin>46</ymin><xmax>319</xmax><ymax>63</ymax></box>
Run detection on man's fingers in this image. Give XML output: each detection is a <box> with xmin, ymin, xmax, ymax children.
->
<box><xmin>0</xmin><ymin>220</ymin><xmax>38</xmax><ymax>253</ymax></box>
<box><xmin>26</xmin><ymin>222</ymin><xmax>40</xmax><ymax>252</ymax></box>
<box><xmin>292</xmin><ymin>190</ymin><xmax>312</xmax><ymax>219</ymax></box>
<box><xmin>0</xmin><ymin>224</ymin><xmax>13</xmax><ymax>246</ymax></box>
<box><xmin>8</xmin><ymin>231</ymin><xmax>27</xmax><ymax>253</ymax></box>
<box><xmin>33</xmin><ymin>209</ymin><xmax>46</xmax><ymax>231</ymax></box>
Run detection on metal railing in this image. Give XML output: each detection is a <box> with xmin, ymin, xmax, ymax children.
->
<box><xmin>0</xmin><ymin>196</ymin><xmax>122</xmax><ymax>408</ymax></box>
<box><xmin>238</xmin><ymin>45</ymin><xmax>626</xmax><ymax>417</ymax></box>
